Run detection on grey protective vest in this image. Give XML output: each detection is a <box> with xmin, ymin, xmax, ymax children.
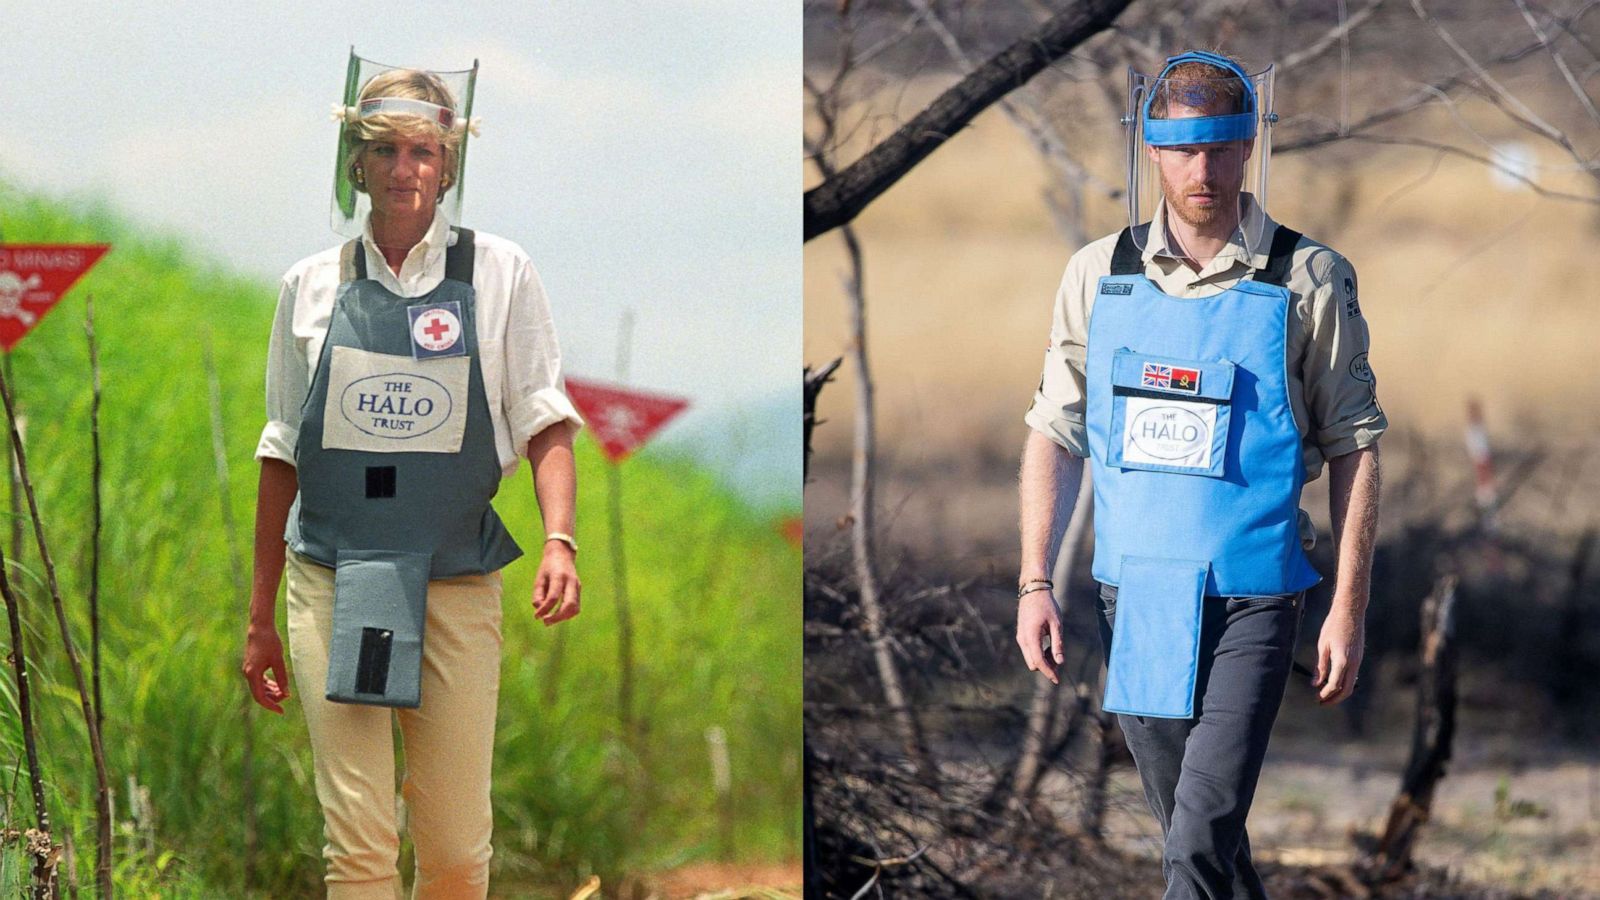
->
<box><xmin>287</xmin><ymin>227</ymin><xmax>521</xmax><ymax>707</ymax></box>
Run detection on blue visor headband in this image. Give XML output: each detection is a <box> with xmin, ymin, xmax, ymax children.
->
<box><xmin>1141</xmin><ymin>51</ymin><xmax>1257</xmax><ymax>146</ymax></box>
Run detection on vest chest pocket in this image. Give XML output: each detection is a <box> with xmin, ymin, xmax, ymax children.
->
<box><xmin>321</xmin><ymin>346</ymin><xmax>471</xmax><ymax>454</ymax></box>
<box><xmin>1106</xmin><ymin>348</ymin><xmax>1235</xmax><ymax>478</ymax></box>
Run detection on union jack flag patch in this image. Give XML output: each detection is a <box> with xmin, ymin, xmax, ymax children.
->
<box><xmin>1142</xmin><ymin>362</ymin><xmax>1201</xmax><ymax>394</ymax></box>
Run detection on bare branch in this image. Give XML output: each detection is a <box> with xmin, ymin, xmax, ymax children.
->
<box><xmin>1277</xmin><ymin>19</ymin><xmax>1600</xmax><ymax>192</ymax></box>
<box><xmin>85</xmin><ymin>294</ymin><xmax>104</xmax><ymax>739</ymax></box>
<box><xmin>804</xmin><ymin>357</ymin><xmax>844</xmax><ymax>484</ymax></box>
<box><xmin>1515</xmin><ymin>0</ymin><xmax>1600</xmax><ymax>130</ymax></box>
<box><xmin>0</xmin><ymin>529</ymin><xmax>54</xmax><ymax>898</ymax></box>
<box><xmin>804</xmin><ymin>0</ymin><xmax>1135</xmax><ymax>241</ymax></box>
<box><xmin>1410</xmin><ymin>0</ymin><xmax>1566</xmax><ymax>143</ymax></box>
<box><xmin>1279</xmin><ymin>0</ymin><xmax>1387</xmax><ymax>73</ymax></box>
<box><xmin>904</xmin><ymin>0</ymin><xmax>1121</xmax><ymax>203</ymax></box>
<box><xmin>0</xmin><ymin>363</ymin><xmax>114</xmax><ymax>896</ymax></box>
<box><xmin>1534</xmin><ymin>0</ymin><xmax>1600</xmax><ymax>64</ymax></box>
<box><xmin>852</xmin><ymin>4</ymin><xmax>938</xmax><ymax>71</ymax></box>
<box><xmin>1342</xmin><ymin>134</ymin><xmax>1599</xmax><ymax>204</ymax></box>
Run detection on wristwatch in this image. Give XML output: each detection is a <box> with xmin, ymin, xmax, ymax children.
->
<box><xmin>545</xmin><ymin>532</ymin><xmax>578</xmax><ymax>555</ymax></box>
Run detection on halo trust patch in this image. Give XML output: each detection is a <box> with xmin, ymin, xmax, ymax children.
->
<box><xmin>407</xmin><ymin>301</ymin><xmax>467</xmax><ymax>360</ymax></box>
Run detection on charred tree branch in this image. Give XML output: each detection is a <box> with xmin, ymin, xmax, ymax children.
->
<box><xmin>804</xmin><ymin>0</ymin><xmax>1134</xmax><ymax>241</ymax></box>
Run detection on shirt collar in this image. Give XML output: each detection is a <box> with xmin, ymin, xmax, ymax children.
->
<box><xmin>1142</xmin><ymin>193</ymin><xmax>1276</xmax><ymax>277</ymax></box>
<box><xmin>360</xmin><ymin>209</ymin><xmax>452</xmax><ymax>280</ymax></box>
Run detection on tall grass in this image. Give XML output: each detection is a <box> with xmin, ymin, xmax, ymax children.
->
<box><xmin>0</xmin><ymin>182</ymin><xmax>800</xmax><ymax>895</ymax></box>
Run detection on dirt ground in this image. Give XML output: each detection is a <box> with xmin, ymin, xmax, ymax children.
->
<box><xmin>649</xmin><ymin>862</ymin><xmax>802</xmax><ymax>898</ymax></box>
<box><xmin>1067</xmin><ymin>699</ymin><xmax>1600</xmax><ymax>896</ymax></box>
<box><xmin>496</xmin><ymin>863</ymin><xmax>801</xmax><ymax>900</ymax></box>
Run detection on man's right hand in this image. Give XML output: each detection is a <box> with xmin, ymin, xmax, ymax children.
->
<box><xmin>242</xmin><ymin>623</ymin><xmax>292</xmax><ymax>714</ymax></box>
<box><xmin>1016</xmin><ymin>591</ymin><xmax>1065</xmax><ymax>685</ymax></box>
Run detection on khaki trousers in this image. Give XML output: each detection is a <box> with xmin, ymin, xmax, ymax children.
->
<box><xmin>286</xmin><ymin>550</ymin><xmax>504</xmax><ymax>900</ymax></box>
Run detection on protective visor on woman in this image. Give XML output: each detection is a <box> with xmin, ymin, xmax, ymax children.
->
<box><xmin>330</xmin><ymin>48</ymin><xmax>480</xmax><ymax>239</ymax></box>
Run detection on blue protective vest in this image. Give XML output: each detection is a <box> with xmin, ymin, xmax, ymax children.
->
<box><xmin>286</xmin><ymin>227</ymin><xmax>521</xmax><ymax>707</ymax></box>
<box><xmin>1087</xmin><ymin>223</ymin><xmax>1320</xmax><ymax>718</ymax></box>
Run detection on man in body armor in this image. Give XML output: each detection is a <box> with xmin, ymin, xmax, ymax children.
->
<box><xmin>1017</xmin><ymin>51</ymin><xmax>1384</xmax><ymax>898</ymax></box>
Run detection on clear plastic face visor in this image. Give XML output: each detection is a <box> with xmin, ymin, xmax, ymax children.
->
<box><xmin>1125</xmin><ymin>54</ymin><xmax>1275</xmax><ymax>260</ymax></box>
<box><xmin>330</xmin><ymin>49</ymin><xmax>480</xmax><ymax>238</ymax></box>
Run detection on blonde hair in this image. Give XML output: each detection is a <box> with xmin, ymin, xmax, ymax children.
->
<box><xmin>343</xmin><ymin>69</ymin><xmax>463</xmax><ymax>196</ymax></box>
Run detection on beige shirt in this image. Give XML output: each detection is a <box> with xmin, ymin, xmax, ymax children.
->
<box><xmin>255</xmin><ymin>212</ymin><xmax>584</xmax><ymax>478</ymax></box>
<box><xmin>1024</xmin><ymin>200</ymin><xmax>1386</xmax><ymax>483</ymax></box>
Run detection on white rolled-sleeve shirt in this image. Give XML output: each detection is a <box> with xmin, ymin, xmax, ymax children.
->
<box><xmin>255</xmin><ymin>213</ymin><xmax>583</xmax><ymax>477</ymax></box>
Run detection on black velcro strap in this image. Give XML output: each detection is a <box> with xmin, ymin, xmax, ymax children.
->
<box><xmin>365</xmin><ymin>466</ymin><xmax>396</xmax><ymax>499</ymax></box>
<box><xmin>1254</xmin><ymin>226</ymin><xmax>1302</xmax><ymax>287</ymax></box>
<box><xmin>445</xmin><ymin>227</ymin><xmax>475</xmax><ymax>285</ymax></box>
<box><xmin>341</xmin><ymin>239</ymin><xmax>366</xmax><ymax>283</ymax></box>
<box><xmin>1108</xmin><ymin>224</ymin><xmax>1149</xmax><ymax>276</ymax></box>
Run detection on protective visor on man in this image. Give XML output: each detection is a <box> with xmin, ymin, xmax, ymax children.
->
<box><xmin>1125</xmin><ymin>50</ymin><xmax>1276</xmax><ymax>261</ymax></box>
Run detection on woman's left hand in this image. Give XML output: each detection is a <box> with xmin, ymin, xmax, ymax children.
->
<box><xmin>533</xmin><ymin>541</ymin><xmax>580</xmax><ymax>625</ymax></box>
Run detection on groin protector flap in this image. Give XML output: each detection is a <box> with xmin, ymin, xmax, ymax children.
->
<box><xmin>326</xmin><ymin>548</ymin><xmax>431</xmax><ymax>708</ymax></box>
<box><xmin>1102</xmin><ymin>556</ymin><xmax>1208</xmax><ymax>719</ymax></box>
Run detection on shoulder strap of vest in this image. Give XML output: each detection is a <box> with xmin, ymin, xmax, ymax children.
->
<box><xmin>1253</xmin><ymin>226</ymin><xmax>1302</xmax><ymax>287</ymax></box>
<box><xmin>1108</xmin><ymin>223</ymin><xmax>1149</xmax><ymax>276</ymax></box>
<box><xmin>340</xmin><ymin>238</ymin><xmax>365</xmax><ymax>283</ymax></box>
<box><xmin>445</xmin><ymin>227</ymin><xmax>475</xmax><ymax>284</ymax></box>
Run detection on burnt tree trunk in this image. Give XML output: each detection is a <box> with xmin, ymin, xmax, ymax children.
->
<box><xmin>1367</xmin><ymin>573</ymin><xmax>1459</xmax><ymax>881</ymax></box>
<box><xmin>803</xmin><ymin>359</ymin><xmax>842</xmax><ymax>485</ymax></box>
<box><xmin>801</xmin><ymin>358</ymin><xmax>839</xmax><ymax>900</ymax></box>
<box><xmin>839</xmin><ymin>222</ymin><xmax>938</xmax><ymax>785</ymax></box>
<box><xmin>1078</xmin><ymin>668</ymin><xmax>1118</xmax><ymax>841</ymax></box>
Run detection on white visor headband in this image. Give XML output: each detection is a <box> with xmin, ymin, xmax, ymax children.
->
<box><xmin>331</xmin><ymin>97</ymin><xmax>482</xmax><ymax>137</ymax></box>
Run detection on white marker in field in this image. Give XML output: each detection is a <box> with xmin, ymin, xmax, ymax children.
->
<box><xmin>1464</xmin><ymin>397</ymin><xmax>1497</xmax><ymax>533</ymax></box>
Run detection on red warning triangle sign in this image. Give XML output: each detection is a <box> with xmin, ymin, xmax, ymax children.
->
<box><xmin>565</xmin><ymin>377</ymin><xmax>689</xmax><ymax>463</ymax></box>
<box><xmin>0</xmin><ymin>244</ymin><xmax>111</xmax><ymax>352</ymax></box>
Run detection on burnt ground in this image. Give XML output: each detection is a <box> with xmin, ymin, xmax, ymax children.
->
<box><xmin>805</xmin><ymin>430</ymin><xmax>1600</xmax><ymax>897</ymax></box>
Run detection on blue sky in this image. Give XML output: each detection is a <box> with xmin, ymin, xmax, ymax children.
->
<box><xmin>2</xmin><ymin>2</ymin><xmax>799</xmax><ymax>504</ymax></box>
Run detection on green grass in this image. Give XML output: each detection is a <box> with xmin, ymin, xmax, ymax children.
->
<box><xmin>0</xmin><ymin>182</ymin><xmax>800</xmax><ymax>896</ymax></box>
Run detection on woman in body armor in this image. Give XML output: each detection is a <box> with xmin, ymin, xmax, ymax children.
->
<box><xmin>241</xmin><ymin>55</ymin><xmax>584</xmax><ymax>899</ymax></box>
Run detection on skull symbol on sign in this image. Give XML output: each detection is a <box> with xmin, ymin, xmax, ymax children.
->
<box><xmin>0</xmin><ymin>271</ymin><xmax>41</xmax><ymax>326</ymax></box>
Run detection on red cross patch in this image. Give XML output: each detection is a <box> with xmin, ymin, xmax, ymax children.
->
<box><xmin>407</xmin><ymin>301</ymin><xmax>467</xmax><ymax>360</ymax></box>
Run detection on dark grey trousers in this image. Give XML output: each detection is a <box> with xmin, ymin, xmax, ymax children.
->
<box><xmin>1095</xmin><ymin>582</ymin><xmax>1306</xmax><ymax>900</ymax></box>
